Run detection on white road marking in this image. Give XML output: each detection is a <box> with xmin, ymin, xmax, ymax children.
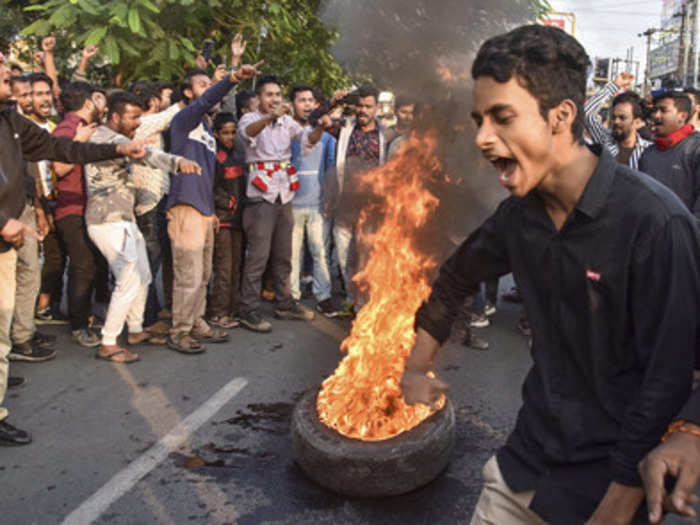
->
<box><xmin>61</xmin><ymin>377</ymin><xmax>248</xmax><ymax>525</ymax></box>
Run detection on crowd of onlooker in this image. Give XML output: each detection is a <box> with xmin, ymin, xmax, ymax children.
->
<box><xmin>0</xmin><ymin>33</ymin><xmax>425</xmax><ymax>444</ymax></box>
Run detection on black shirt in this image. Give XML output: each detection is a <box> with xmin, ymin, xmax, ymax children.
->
<box><xmin>416</xmin><ymin>146</ymin><xmax>699</xmax><ymax>523</ymax></box>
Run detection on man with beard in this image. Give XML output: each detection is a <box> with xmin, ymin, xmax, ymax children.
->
<box><xmin>85</xmin><ymin>91</ymin><xmax>200</xmax><ymax>363</ymax></box>
<box><xmin>584</xmin><ymin>72</ymin><xmax>652</xmax><ymax>169</ymax></box>
<box><xmin>638</xmin><ymin>92</ymin><xmax>700</xmax><ymax>220</ymax></box>
<box><xmin>50</xmin><ymin>82</ymin><xmax>107</xmax><ymax>348</ymax></box>
<box><xmin>7</xmin><ymin>72</ymin><xmax>57</xmax><ymax>363</ymax></box>
<box><xmin>401</xmin><ymin>25</ymin><xmax>700</xmax><ymax>524</ymax></box>
<box><xmin>314</xmin><ymin>85</ymin><xmax>392</xmax><ymax>316</ymax></box>
<box><xmin>10</xmin><ymin>76</ymin><xmax>33</xmax><ymax>117</ymax></box>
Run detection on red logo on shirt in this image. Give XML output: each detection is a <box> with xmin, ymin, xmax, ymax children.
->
<box><xmin>586</xmin><ymin>270</ymin><xmax>601</xmax><ymax>282</ymax></box>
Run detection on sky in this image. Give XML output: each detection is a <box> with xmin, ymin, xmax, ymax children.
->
<box><xmin>547</xmin><ymin>0</ymin><xmax>664</xmax><ymax>80</ymax></box>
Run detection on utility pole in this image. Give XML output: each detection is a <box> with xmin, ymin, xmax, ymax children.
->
<box><xmin>694</xmin><ymin>0</ymin><xmax>700</xmax><ymax>88</ymax></box>
<box><xmin>676</xmin><ymin>1</ymin><xmax>689</xmax><ymax>86</ymax></box>
<box><xmin>639</xmin><ymin>27</ymin><xmax>658</xmax><ymax>96</ymax></box>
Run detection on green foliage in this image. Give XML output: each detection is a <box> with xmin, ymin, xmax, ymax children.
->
<box><xmin>19</xmin><ymin>0</ymin><xmax>351</xmax><ymax>92</ymax></box>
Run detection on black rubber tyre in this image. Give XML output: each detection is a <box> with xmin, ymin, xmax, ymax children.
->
<box><xmin>291</xmin><ymin>389</ymin><xmax>455</xmax><ymax>498</ymax></box>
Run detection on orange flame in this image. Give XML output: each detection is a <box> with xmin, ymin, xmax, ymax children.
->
<box><xmin>317</xmin><ymin>131</ymin><xmax>446</xmax><ymax>441</ymax></box>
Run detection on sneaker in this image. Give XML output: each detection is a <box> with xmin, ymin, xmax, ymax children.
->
<box><xmin>316</xmin><ymin>298</ymin><xmax>341</xmax><ymax>318</ymax></box>
<box><xmin>239</xmin><ymin>310</ymin><xmax>272</xmax><ymax>333</ymax></box>
<box><xmin>275</xmin><ymin>301</ymin><xmax>315</xmax><ymax>321</ymax></box>
<box><xmin>0</xmin><ymin>420</ymin><xmax>32</xmax><ymax>446</ymax></box>
<box><xmin>517</xmin><ymin>317</ymin><xmax>532</xmax><ymax>337</ymax></box>
<box><xmin>8</xmin><ymin>376</ymin><xmax>27</xmax><ymax>389</ymax></box>
<box><xmin>72</xmin><ymin>328</ymin><xmax>101</xmax><ymax>348</ymax></box>
<box><xmin>32</xmin><ymin>331</ymin><xmax>56</xmax><ymax>348</ymax></box>
<box><xmin>464</xmin><ymin>334</ymin><xmax>490</xmax><ymax>351</ymax></box>
<box><xmin>337</xmin><ymin>300</ymin><xmax>355</xmax><ymax>318</ymax></box>
<box><xmin>484</xmin><ymin>301</ymin><xmax>496</xmax><ymax>317</ymax></box>
<box><xmin>468</xmin><ymin>312</ymin><xmax>490</xmax><ymax>328</ymax></box>
<box><xmin>9</xmin><ymin>342</ymin><xmax>57</xmax><ymax>362</ymax></box>
<box><xmin>35</xmin><ymin>306</ymin><xmax>69</xmax><ymax>325</ymax></box>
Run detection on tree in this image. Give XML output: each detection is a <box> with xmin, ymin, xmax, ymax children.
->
<box><xmin>20</xmin><ymin>0</ymin><xmax>349</xmax><ymax>92</ymax></box>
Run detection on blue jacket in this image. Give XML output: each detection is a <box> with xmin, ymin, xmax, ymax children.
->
<box><xmin>166</xmin><ymin>78</ymin><xmax>236</xmax><ymax>215</ymax></box>
<box><xmin>290</xmin><ymin>131</ymin><xmax>336</xmax><ymax>209</ymax></box>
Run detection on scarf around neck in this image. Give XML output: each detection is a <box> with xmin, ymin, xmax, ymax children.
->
<box><xmin>654</xmin><ymin>124</ymin><xmax>695</xmax><ymax>151</ymax></box>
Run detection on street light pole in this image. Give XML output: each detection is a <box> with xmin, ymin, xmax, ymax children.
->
<box><xmin>639</xmin><ymin>27</ymin><xmax>658</xmax><ymax>96</ymax></box>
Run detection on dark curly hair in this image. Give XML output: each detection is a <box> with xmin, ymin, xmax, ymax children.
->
<box><xmin>472</xmin><ymin>25</ymin><xmax>591</xmax><ymax>144</ymax></box>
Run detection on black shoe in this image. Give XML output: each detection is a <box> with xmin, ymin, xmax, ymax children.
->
<box><xmin>275</xmin><ymin>301</ymin><xmax>315</xmax><ymax>321</ymax></box>
<box><xmin>464</xmin><ymin>335</ymin><xmax>490</xmax><ymax>351</ymax></box>
<box><xmin>35</xmin><ymin>306</ymin><xmax>69</xmax><ymax>325</ymax></box>
<box><xmin>316</xmin><ymin>298</ymin><xmax>341</xmax><ymax>318</ymax></box>
<box><xmin>9</xmin><ymin>341</ymin><xmax>57</xmax><ymax>362</ymax></box>
<box><xmin>239</xmin><ymin>310</ymin><xmax>272</xmax><ymax>333</ymax></box>
<box><xmin>0</xmin><ymin>420</ymin><xmax>32</xmax><ymax>446</ymax></box>
<box><xmin>32</xmin><ymin>331</ymin><xmax>56</xmax><ymax>349</ymax></box>
<box><xmin>8</xmin><ymin>376</ymin><xmax>26</xmax><ymax>389</ymax></box>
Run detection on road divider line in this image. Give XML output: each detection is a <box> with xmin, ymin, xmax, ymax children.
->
<box><xmin>61</xmin><ymin>376</ymin><xmax>249</xmax><ymax>525</ymax></box>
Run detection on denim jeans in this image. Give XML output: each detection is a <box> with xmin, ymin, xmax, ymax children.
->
<box><xmin>291</xmin><ymin>207</ymin><xmax>332</xmax><ymax>302</ymax></box>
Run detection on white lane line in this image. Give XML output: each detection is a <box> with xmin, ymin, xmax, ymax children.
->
<box><xmin>61</xmin><ymin>376</ymin><xmax>248</xmax><ymax>525</ymax></box>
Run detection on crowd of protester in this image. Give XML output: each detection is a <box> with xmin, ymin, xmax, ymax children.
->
<box><xmin>4</xmin><ymin>23</ymin><xmax>700</xmax><ymax>524</ymax></box>
<box><xmin>0</xmin><ymin>33</ymin><xmax>418</xmax><ymax>444</ymax></box>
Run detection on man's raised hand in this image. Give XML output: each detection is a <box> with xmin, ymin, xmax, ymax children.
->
<box><xmin>231</xmin><ymin>33</ymin><xmax>247</xmax><ymax>66</ymax></box>
<box><xmin>82</xmin><ymin>45</ymin><xmax>99</xmax><ymax>61</ymax></box>
<box><xmin>615</xmin><ymin>72</ymin><xmax>634</xmax><ymax>90</ymax></box>
<box><xmin>41</xmin><ymin>33</ymin><xmax>56</xmax><ymax>53</ymax></box>
<box><xmin>233</xmin><ymin>60</ymin><xmax>264</xmax><ymax>82</ymax></box>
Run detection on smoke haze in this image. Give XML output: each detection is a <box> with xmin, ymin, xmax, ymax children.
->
<box><xmin>322</xmin><ymin>0</ymin><xmax>539</xmax><ymax>255</ymax></box>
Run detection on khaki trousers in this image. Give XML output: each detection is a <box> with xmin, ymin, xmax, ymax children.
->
<box><xmin>470</xmin><ymin>456</ymin><xmax>548</xmax><ymax>525</ymax></box>
<box><xmin>0</xmin><ymin>249</ymin><xmax>18</xmax><ymax>422</ymax></box>
<box><xmin>167</xmin><ymin>205</ymin><xmax>214</xmax><ymax>335</ymax></box>
<box><xmin>12</xmin><ymin>203</ymin><xmax>39</xmax><ymax>344</ymax></box>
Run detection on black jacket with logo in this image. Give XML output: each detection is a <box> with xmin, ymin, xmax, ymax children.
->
<box><xmin>0</xmin><ymin>103</ymin><xmax>119</xmax><ymax>252</ymax></box>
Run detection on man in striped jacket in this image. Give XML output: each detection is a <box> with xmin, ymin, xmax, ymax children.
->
<box><xmin>584</xmin><ymin>72</ymin><xmax>652</xmax><ymax>170</ymax></box>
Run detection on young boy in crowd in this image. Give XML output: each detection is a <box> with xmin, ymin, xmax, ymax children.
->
<box><xmin>208</xmin><ymin>112</ymin><xmax>246</xmax><ymax>329</ymax></box>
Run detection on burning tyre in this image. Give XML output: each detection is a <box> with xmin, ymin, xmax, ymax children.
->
<box><xmin>291</xmin><ymin>389</ymin><xmax>455</xmax><ymax>498</ymax></box>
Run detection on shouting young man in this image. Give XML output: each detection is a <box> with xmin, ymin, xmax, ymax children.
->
<box><xmin>400</xmin><ymin>25</ymin><xmax>700</xmax><ymax>524</ymax></box>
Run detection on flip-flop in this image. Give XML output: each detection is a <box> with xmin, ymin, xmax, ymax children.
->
<box><xmin>128</xmin><ymin>332</ymin><xmax>167</xmax><ymax>346</ymax></box>
<box><xmin>95</xmin><ymin>347</ymin><xmax>140</xmax><ymax>363</ymax></box>
<box><xmin>191</xmin><ymin>328</ymin><xmax>229</xmax><ymax>344</ymax></box>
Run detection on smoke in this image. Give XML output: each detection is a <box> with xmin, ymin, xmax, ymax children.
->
<box><xmin>321</xmin><ymin>0</ymin><xmax>538</xmax><ymax>255</ymax></box>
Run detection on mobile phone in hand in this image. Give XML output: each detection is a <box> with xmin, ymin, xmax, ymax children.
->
<box><xmin>201</xmin><ymin>39</ymin><xmax>214</xmax><ymax>63</ymax></box>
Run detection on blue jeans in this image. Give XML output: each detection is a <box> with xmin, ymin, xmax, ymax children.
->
<box><xmin>291</xmin><ymin>207</ymin><xmax>332</xmax><ymax>302</ymax></box>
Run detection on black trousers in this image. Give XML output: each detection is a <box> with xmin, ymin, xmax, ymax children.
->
<box><xmin>136</xmin><ymin>207</ymin><xmax>163</xmax><ymax>327</ymax></box>
<box><xmin>209</xmin><ymin>227</ymin><xmax>244</xmax><ymax>317</ymax></box>
<box><xmin>55</xmin><ymin>215</ymin><xmax>101</xmax><ymax>330</ymax></box>
<box><xmin>40</xmin><ymin>227</ymin><xmax>66</xmax><ymax>308</ymax></box>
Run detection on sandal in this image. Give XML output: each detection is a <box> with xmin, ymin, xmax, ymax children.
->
<box><xmin>128</xmin><ymin>332</ymin><xmax>167</xmax><ymax>346</ymax></box>
<box><xmin>96</xmin><ymin>347</ymin><xmax>140</xmax><ymax>363</ymax></box>
<box><xmin>167</xmin><ymin>333</ymin><xmax>205</xmax><ymax>354</ymax></box>
<box><xmin>208</xmin><ymin>315</ymin><xmax>239</xmax><ymax>329</ymax></box>
<box><xmin>191</xmin><ymin>327</ymin><xmax>229</xmax><ymax>344</ymax></box>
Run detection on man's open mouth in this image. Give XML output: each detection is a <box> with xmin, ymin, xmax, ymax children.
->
<box><xmin>490</xmin><ymin>157</ymin><xmax>517</xmax><ymax>185</ymax></box>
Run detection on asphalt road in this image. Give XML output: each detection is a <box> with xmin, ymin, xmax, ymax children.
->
<box><xmin>2</xmin><ymin>277</ymin><xmax>694</xmax><ymax>524</ymax></box>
